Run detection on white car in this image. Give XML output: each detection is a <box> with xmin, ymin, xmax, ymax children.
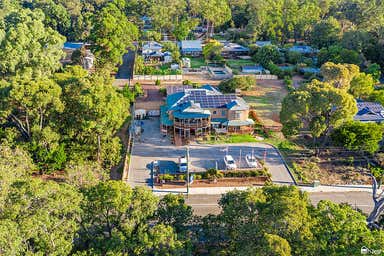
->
<box><xmin>245</xmin><ymin>154</ymin><xmax>260</xmax><ymax>168</ymax></box>
<box><xmin>224</xmin><ymin>155</ymin><xmax>237</xmax><ymax>170</ymax></box>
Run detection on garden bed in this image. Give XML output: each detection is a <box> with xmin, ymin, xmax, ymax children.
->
<box><xmin>155</xmin><ymin>176</ymin><xmax>269</xmax><ymax>189</ymax></box>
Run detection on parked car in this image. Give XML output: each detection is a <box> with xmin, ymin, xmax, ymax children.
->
<box><xmin>179</xmin><ymin>156</ymin><xmax>188</xmax><ymax>172</ymax></box>
<box><xmin>245</xmin><ymin>154</ymin><xmax>260</xmax><ymax>168</ymax></box>
<box><xmin>224</xmin><ymin>155</ymin><xmax>237</xmax><ymax>170</ymax></box>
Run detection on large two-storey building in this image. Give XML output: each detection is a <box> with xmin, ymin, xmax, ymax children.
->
<box><xmin>160</xmin><ymin>85</ymin><xmax>254</xmax><ymax>141</ymax></box>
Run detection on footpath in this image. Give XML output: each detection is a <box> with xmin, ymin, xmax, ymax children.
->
<box><xmin>153</xmin><ymin>184</ymin><xmax>375</xmax><ymax>195</ymax></box>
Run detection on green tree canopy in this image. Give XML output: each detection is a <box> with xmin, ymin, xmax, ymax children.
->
<box><xmin>0</xmin><ymin>73</ymin><xmax>64</xmax><ymax>140</ymax></box>
<box><xmin>56</xmin><ymin>66</ymin><xmax>129</xmax><ymax>168</ymax></box>
<box><xmin>253</xmin><ymin>45</ymin><xmax>281</xmax><ymax>67</ymax></box>
<box><xmin>0</xmin><ymin>179</ymin><xmax>82</xmax><ymax>255</ymax></box>
<box><xmin>320</xmin><ymin>62</ymin><xmax>360</xmax><ymax>90</ymax></box>
<box><xmin>218</xmin><ymin>76</ymin><xmax>255</xmax><ymax>93</ymax></box>
<box><xmin>318</xmin><ymin>45</ymin><xmax>361</xmax><ymax>66</ymax></box>
<box><xmin>203</xmin><ymin>39</ymin><xmax>223</xmax><ymax>61</ymax></box>
<box><xmin>77</xmin><ymin>181</ymin><xmax>184</xmax><ymax>255</ymax></box>
<box><xmin>310</xmin><ymin>17</ymin><xmax>341</xmax><ymax>49</ymax></box>
<box><xmin>0</xmin><ymin>8</ymin><xmax>65</xmax><ymax>77</ymax></box>
<box><xmin>190</xmin><ymin>0</ymin><xmax>231</xmax><ymax>37</ymax></box>
<box><xmin>90</xmin><ymin>3</ymin><xmax>138</xmax><ymax>67</ymax></box>
<box><xmin>349</xmin><ymin>73</ymin><xmax>375</xmax><ymax>99</ymax></box>
<box><xmin>331</xmin><ymin>121</ymin><xmax>383</xmax><ymax>153</ymax></box>
<box><xmin>280</xmin><ymin>80</ymin><xmax>357</xmax><ymax>139</ymax></box>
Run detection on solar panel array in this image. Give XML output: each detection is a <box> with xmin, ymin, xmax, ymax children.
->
<box><xmin>179</xmin><ymin>90</ymin><xmax>237</xmax><ymax>108</ymax></box>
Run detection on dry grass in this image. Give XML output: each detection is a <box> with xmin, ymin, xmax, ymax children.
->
<box><xmin>242</xmin><ymin>79</ymin><xmax>287</xmax><ymax>127</ymax></box>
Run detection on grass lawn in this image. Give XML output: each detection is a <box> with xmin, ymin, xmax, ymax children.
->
<box><xmin>205</xmin><ymin>134</ymin><xmax>257</xmax><ymax>144</ymax></box>
<box><xmin>226</xmin><ymin>59</ymin><xmax>257</xmax><ymax>72</ymax></box>
<box><xmin>242</xmin><ymin>80</ymin><xmax>288</xmax><ymax>127</ymax></box>
<box><xmin>189</xmin><ymin>57</ymin><xmax>206</xmax><ymax>68</ymax></box>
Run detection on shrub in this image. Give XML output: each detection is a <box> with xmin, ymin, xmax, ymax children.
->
<box><xmin>194</xmin><ymin>174</ymin><xmax>202</xmax><ymax>180</ymax></box>
<box><xmin>155</xmin><ymin>79</ymin><xmax>161</xmax><ymax>86</ymax></box>
<box><xmin>183</xmin><ymin>80</ymin><xmax>192</xmax><ymax>85</ymax></box>
<box><xmin>158</xmin><ymin>87</ymin><xmax>166</xmax><ymax>96</ymax></box>
<box><xmin>159</xmin><ymin>174</ymin><xmax>175</xmax><ymax>181</ymax></box>
<box><xmin>205</xmin><ymin>168</ymin><xmax>224</xmax><ymax>179</ymax></box>
<box><xmin>178</xmin><ymin>174</ymin><xmax>186</xmax><ymax>181</ymax></box>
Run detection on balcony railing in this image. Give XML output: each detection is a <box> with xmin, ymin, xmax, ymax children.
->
<box><xmin>174</xmin><ymin>120</ymin><xmax>210</xmax><ymax>129</ymax></box>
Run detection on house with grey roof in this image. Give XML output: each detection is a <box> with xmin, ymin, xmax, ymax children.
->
<box><xmin>221</xmin><ymin>42</ymin><xmax>250</xmax><ymax>57</ymax></box>
<box><xmin>142</xmin><ymin>41</ymin><xmax>172</xmax><ymax>63</ymax></box>
<box><xmin>161</xmin><ymin>85</ymin><xmax>254</xmax><ymax>140</ymax></box>
<box><xmin>354</xmin><ymin>100</ymin><xmax>384</xmax><ymax>123</ymax></box>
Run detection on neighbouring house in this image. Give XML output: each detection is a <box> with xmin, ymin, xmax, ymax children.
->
<box><xmin>221</xmin><ymin>42</ymin><xmax>250</xmax><ymax>57</ymax></box>
<box><xmin>180</xmin><ymin>40</ymin><xmax>203</xmax><ymax>56</ymax></box>
<box><xmin>354</xmin><ymin>100</ymin><xmax>384</xmax><ymax>123</ymax></box>
<box><xmin>289</xmin><ymin>45</ymin><xmax>317</xmax><ymax>55</ymax></box>
<box><xmin>160</xmin><ymin>85</ymin><xmax>254</xmax><ymax>140</ymax></box>
<box><xmin>62</xmin><ymin>42</ymin><xmax>94</xmax><ymax>70</ymax></box>
<box><xmin>142</xmin><ymin>41</ymin><xmax>162</xmax><ymax>61</ymax></box>
<box><xmin>142</xmin><ymin>41</ymin><xmax>172</xmax><ymax>63</ymax></box>
<box><xmin>241</xmin><ymin>65</ymin><xmax>268</xmax><ymax>74</ymax></box>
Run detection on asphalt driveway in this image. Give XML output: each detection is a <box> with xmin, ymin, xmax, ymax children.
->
<box><xmin>128</xmin><ymin>118</ymin><xmax>295</xmax><ymax>187</ymax></box>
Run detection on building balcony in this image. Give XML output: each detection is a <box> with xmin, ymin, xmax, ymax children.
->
<box><xmin>174</xmin><ymin>120</ymin><xmax>210</xmax><ymax>129</ymax></box>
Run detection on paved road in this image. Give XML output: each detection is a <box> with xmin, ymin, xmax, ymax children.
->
<box><xmin>184</xmin><ymin>191</ymin><xmax>373</xmax><ymax>216</ymax></box>
<box><xmin>116</xmin><ymin>50</ymin><xmax>135</xmax><ymax>79</ymax></box>
<box><xmin>128</xmin><ymin>118</ymin><xmax>294</xmax><ymax>187</ymax></box>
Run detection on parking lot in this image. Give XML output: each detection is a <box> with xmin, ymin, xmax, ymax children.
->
<box><xmin>128</xmin><ymin>118</ymin><xmax>295</xmax><ymax>187</ymax></box>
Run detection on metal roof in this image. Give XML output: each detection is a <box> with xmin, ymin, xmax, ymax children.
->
<box><xmin>354</xmin><ymin>101</ymin><xmax>384</xmax><ymax>122</ymax></box>
<box><xmin>180</xmin><ymin>40</ymin><xmax>202</xmax><ymax>51</ymax></box>
<box><xmin>223</xmin><ymin>119</ymin><xmax>255</xmax><ymax>126</ymax></box>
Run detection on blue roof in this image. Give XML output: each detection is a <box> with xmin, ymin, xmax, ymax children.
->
<box><xmin>160</xmin><ymin>105</ymin><xmax>173</xmax><ymax>126</ymax></box>
<box><xmin>354</xmin><ymin>100</ymin><xmax>384</xmax><ymax>122</ymax></box>
<box><xmin>166</xmin><ymin>92</ymin><xmax>184</xmax><ymax>106</ymax></box>
<box><xmin>64</xmin><ymin>42</ymin><xmax>84</xmax><ymax>49</ymax></box>
<box><xmin>201</xmin><ymin>84</ymin><xmax>220</xmax><ymax>92</ymax></box>
<box><xmin>242</xmin><ymin>65</ymin><xmax>264</xmax><ymax>71</ymax></box>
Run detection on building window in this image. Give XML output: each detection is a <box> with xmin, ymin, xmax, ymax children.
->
<box><xmin>235</xmin><ymin>111</ymin><xmax>241</xmax><ymax>119</ymax></box>
<box><xmin>222</xmin><ymin>110</ymin><xmax>226</xmax><ymax>116</ymax></box>
<box><xmin>213</xmin><ymin>111</ymin><xmax>217</xmax><ymax>114</ymax></box>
